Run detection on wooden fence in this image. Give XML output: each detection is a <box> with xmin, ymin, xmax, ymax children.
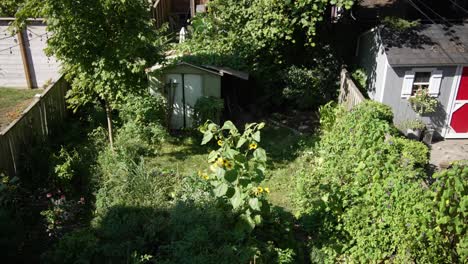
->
<box><xmin>152</xmin><ymin>0</ymin><xmax>171</xmax><ymax>28</ymax></box>
<box><xmin>0</xmin><ymin>76</ymin><xmax>68</xmax><ymax>176</ymax></box>
<box><xmin>338</xmin><ymin>68</ymin><xmax>366</xmax><ymax>110</ymax></box>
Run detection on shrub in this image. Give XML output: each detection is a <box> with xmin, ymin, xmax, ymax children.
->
<box><xmin>431</xmin><ymin>165</ymin><xmax>468</xmax><ymax>261</ymax></box>
<box><xmin>194</xmin><ymin>96</ymin><xmax>224</xmax><ymax>126</ymax></box>
<box><xmin>351</xmin><ymin>68</ymin><xmax>367</xmax><ymax>90</ymax></box>
<box><xmin>281</xmin><ymin>62</ymin><xmax>339</xmax><ymax>110</ymax></box>
<box><xmin>295</xmin><ymin>101</ymin><xmax>449</xmax><ymax>263</ymax></box>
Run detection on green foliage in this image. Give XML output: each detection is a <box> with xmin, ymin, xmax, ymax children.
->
<box><xmin>432</xmin><ymin>165</ymin><xmax>468</xmax><ymax>260</ymax></box>
<box><xmin>40</xmin><ymin>194</ymin><xmax>85</xmax><ymax>237</ymax></box>
<box><xmin>0</xmin><ymin>0</ymin><xmax>25</xmax><ymax>16</ymax></box>
<box><xmin>51</xmin><ymin>147</ymin><xmax>81</xmax><ymax>190</ymax></box>
<box><xmin>398</xmin><ymin>119</ymin><xmax>426</xmax><ymax>130</ymax></box>
<box><xmin>351</xmin><ymin>68</ymin><xmax>367</xmax><ymax>90</ymax></box>
<box><xmin>113</xmin><ymin>93</ymin><xmax>168</xmax><ymax>157</ymax></box>
<box><xmin>199</xmin><ymin>121</ymin><xmax>269</xmax><ymax>233</ymax></box>
<box><xmin>178</xmin><ymin>0</ymin><xmax>352</xmax><ymax>110</ymax></box>
<box><xmin>281</xmin><ymin>63</ymin><xmax>340</xmax><ymax>109</ymax></box>
<box><xmin>194</xmin><ymin>96</ymin><xmax>224</xmax><ymax>126</ymax></box>
<box><xmin>295</xmin><ymin>101</ymin><xmax>452</xmax><ymax>263</ymax></box>
<box><xmin>409</xmin><ymin>88</ymin><xmax>439</xmax><ymax>115</ymax></box>
<box><xmin>318</xmin><ymin>102</ymin><xmax>343</xmax><ymax>134</ymax></box>
<box><xmin>382</xmin><ymin>16</ymin><xmax>420</xmax><ymax>31</ymax></box>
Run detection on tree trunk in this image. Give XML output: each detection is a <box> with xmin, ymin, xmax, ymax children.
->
<box><xmin>105</xmin><ymin>102</ymin><xmax>114</xmax><ymax>150</ymax></box>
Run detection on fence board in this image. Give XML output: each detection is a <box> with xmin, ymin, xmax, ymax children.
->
<box><xmin>0</xmin><ymin>76</ymin><xmax>68</xmax><ymax>176</ymax></box>
<box><xmin>339</xmin><ymin>68</ymin><xmax>366</xmax><ymax>110</ymax></box>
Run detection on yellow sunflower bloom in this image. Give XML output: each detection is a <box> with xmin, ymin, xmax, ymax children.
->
<box><xmin>264</xmin><ymin>187</ymin><xmax>270</xmax><ymax>194</ymax></box>
<box><xmin>225</xmin><ymin>161</ymin><xmax>234</xmax><ymax>170</ymax></box>
<box><xmin>217</xmin><ymin>140</ymin><xmax>223</xmax><ymax>146</ymax></box>
<box><xmin>257</xmin><ymin>187</ymin><xmax>263</xmax><ymax>193</ymax></box>
<box><xmin>249</xmin><ymin>142</ymin><xmax>258</xmax><ymax>150</ymax></box>
<box><xmin>216</xmin><ymin>157</ymin><xmax>225</xmax><ymax>167</ymax></box>
<box><xmin>203</xmin><ymin>175</ymin><xmax>210</xmax><ymax>180</ymax></box>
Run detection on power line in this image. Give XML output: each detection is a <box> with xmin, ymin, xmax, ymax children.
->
<box><xmin>405</xmin><ymin>0</ymin><xmax>457</xmax><ymax>64</ymax></box>
<box><xmin>411</xmin><ymin>0</ymin><xmax>454</xmax><ymax>27</ymax></box>
<box><xmin>447</xmin><ymin>0</ymin><xmax>468</xmax><ymax>16</ymax></box>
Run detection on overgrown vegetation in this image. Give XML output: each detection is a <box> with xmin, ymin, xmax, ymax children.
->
<box><xmin>295</xmin><ymin>101</ymin><xmax>467</xmax><ymax>263</ymax></box>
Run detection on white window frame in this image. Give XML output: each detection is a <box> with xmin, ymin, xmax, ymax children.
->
<box><xmin>401</xmin><ymin>68</ymin><xmax>442</xmax><ymax>99</ymax></box>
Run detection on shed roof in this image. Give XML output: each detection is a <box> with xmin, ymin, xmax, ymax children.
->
<box><xmin>379</xmin><ymin>23</ymin><xmax>468</xmax><ymax>66</ymax></box>
<box><xmin>148</xmin><ymin>61</ymin><xmax>249</xmax><ymax>80</ymax></box>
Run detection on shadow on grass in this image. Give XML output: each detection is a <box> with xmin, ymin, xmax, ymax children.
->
<box><xmin>42</xmin><ymin>201</ymin><xmax>310</xmax><ymax>264</ymax></box>
<box><xmin>262</xmin><ymin>125</ymin><xmax>318</xmax><ymax>166</ymax></box>
<box><xmin>2</xmin><ymin>106</ymin><xmax>107</xmax><ymax>263</ymax></box>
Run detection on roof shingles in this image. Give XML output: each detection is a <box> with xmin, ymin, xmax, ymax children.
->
<box><xmin>380</xmin><ymin>23</ymin><xmax>468</xmax><ymax>66</ymax></box>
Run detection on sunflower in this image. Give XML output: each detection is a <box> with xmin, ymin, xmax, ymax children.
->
<box><xmin>264</xmin><ymin>187</ymin><xmax>270</xmax><ymax>194</ymax></box>
<box><xmin>249</xmin><ymin>142</ymin><xmax>258</xmax><ymax>150</ymax></box>
<box><xmin>216</xmin><ymin>157</ymin><xmax>225</xmax><ymax>167</ymax></box>
<box><xmin>217</xmin><ymin>140</ymin><xmax>223</xmax><ymax>146</ymax></box>
<box><xmin>203</xmin><ymin>175</ymin><xmax>210</xmax><ymax>180</ymax></box>
<box><xmin>257</xmin><ymin>187</ymin><xmax>263</xmax><ymax>193</ymax></box>
<box><xmin>225</xmin><ymin>160</ymin><xmax>234</xmax><ymax>170</ymax></box>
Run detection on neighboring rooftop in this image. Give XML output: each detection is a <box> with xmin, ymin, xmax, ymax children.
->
<box><xmin>380</xmin><ymin>23</ymin><xmax>468</xmax><ymax>66</ymax></box>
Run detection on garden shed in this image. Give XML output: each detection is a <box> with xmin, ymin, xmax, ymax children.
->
<box><xmin>147</xmin><ymin>62</ymin><xmax>249</xmax><ymax>129</ymax></box>
<box><xmin>356</xmin><ymin>23</ymin><xmax>468</xmax><ymax>139</ymax></box>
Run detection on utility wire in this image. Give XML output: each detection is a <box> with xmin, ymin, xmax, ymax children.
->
<box><xmin>411</xmin><ymin>0</ymin><xmax>454</xmax><ymax>27</ymax></box>
<box><xmin>447</xmin><ymin>0</ymin><xmax>468</xmax><ymax>16</ymax></box>
<box><xmin>405</xmin><ymin>0</ymin><xmax>457</xmax><ymax>63</ymax></box>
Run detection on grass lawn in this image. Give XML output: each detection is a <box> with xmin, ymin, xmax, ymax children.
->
<box><xmin>0</xmin><ymin>88</ymin><xmax>41</xmax><ymax>130</ymax></box>
<box><xmin>146</xmin><ymin>125</ymin><xmax>315</xmax><ymax>212</ymax></box>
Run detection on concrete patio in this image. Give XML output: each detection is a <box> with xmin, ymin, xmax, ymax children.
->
<box><xmin>430</xmin><ymin>139</ymin><xmax>468</xmax><ymax>169</ymax></box>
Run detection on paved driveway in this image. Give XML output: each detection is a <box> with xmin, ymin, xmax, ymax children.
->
<box><xmin>430</xmin><ymin>140</ymin><xmax>468</xmax><ymax>169</ymax></box>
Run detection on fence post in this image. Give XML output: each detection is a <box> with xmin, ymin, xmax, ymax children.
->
<box><xmin>17</xmin><ymin>28</ymin><xmax>34</xmax><ymax>89</ymax></box>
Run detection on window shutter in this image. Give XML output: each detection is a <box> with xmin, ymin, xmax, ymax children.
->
<box><xmin>429</xmin><ymin>70</ymin><xmax>443</xmax><ymax>97</ymax></box>
<box><xmin>401</xmin><ymin>71</ymin><xmax>415</xmax><ymax>98</ymax></box>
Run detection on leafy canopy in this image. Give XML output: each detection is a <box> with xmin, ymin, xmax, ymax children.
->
<box><xmin>179</xmin><ymin>0</ymin><xmax>355</xmax><ymax>70</ymax></box>
<box><xmin>17</xmin><ymin>0</ymin><xmax>166</xmax><ymax>110</ymax></box>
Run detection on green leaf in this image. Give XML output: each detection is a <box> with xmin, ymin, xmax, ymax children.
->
<box><xmin>253</xmin><ymin>214</ymin><xmax>263</xmax><ymax>225</ymax></box>
<box><xmin>208</xmin><ymin>150</ymin><xmax>218</xmax><ymax>163</ymax></box>
<box><xmin>224</xmin><ymin>169</ymin><xmax>238</xmax><ymax>183</ymax></box>
<box><xmin>252</xmin><ymin>131</ymin><xmax>261</xmax><ymax>142</ymax></box>
<box><xmin>249</xmin><ymin>198</ymin><xmax>262</xmax><ymax>211</ymax></box>
<box><xmin>213</xmin><ymin>183</ymin><xmax>228</xmax><ymax>197</ymax></box>
<box><xmin>230</xmin><ymin>188</ymin><xmax>243</xmax><ymax>209</ymax></box>
<box><xmin>237</xmin><ymin>137</ymin><xmax>247</xmax><ymax>148</ymax></box>
<box><xmin>222</xmin><ymin>121</ymin><xmax>236</xmax><ymax>131</ymax></box>
<box><xmin>253</xmin><ymin>148</ymin><xmax>267</xmax><ymax>162</ymax></box>
<box><xmin>201</xmin><ymin>131</ymin><xmax>213</xmax><ymax>145</ymax></box>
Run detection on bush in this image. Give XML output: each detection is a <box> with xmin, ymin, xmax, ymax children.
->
<box><xmin>431</xmin><ymin>165</ymin><xmax>468</xmax><ymax>261</ymax></box>
<box><xmin>194</xmin><ymin>96</ymin><xmax>224</xmax><ymax>126</ymax></box>
<box><xmin>281</xmin><ymin>62</ymin><xmax>339</xmax><ymax>110</ymax></box>
<box><xmin>295</xmin><ymin>101</ymin><xmax>451</xmax><ymax>263</ymax></box>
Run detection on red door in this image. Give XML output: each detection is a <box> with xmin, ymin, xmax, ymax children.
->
<box><xmin>449</xmin><ymin>67</ymin><xmax>468</xmax><ymax>136</ymax></box>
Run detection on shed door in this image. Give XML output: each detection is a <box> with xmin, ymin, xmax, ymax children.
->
<box><xmin>447</xmin><ymin>67</ymin><xmax>468</xmax><ymax>138</ymax></box>
<box><xmin>166</xmin><ymin>74</ymin><xmax>184</xmax><ymax>129</ymax></box>
<box><xmin>184</xmin><ymin>74</ymin><xmax>203</xmax><ymax>128</ymax></box>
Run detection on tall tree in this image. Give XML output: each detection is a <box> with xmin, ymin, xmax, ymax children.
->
<box><xmin>16</xmin><ymin>0</ymin><xmax>166</xmax><ymax>148</ymax></box>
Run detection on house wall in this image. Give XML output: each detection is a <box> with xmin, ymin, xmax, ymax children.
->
<box><xmin>381</xmin><ymin>65</ymin><xmax>457</xmax><ymax>135</ymax></box>
<box><xmin>356</xmin><ymin>29</ymin><xmax>387</xmax><ymax>101</ymax></box>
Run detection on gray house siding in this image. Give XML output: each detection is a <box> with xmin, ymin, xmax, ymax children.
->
<box><xmin>381</xmin><ymin>66</ymin><xmax>457</xmax><ymax>135</ymax></box>
<box><xmin>357</xmin><ymin>30</ymin><xmax>387</xmax><ymax>101</ymax></box>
